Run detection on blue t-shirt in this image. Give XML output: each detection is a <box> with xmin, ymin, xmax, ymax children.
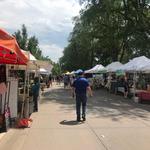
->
<box><xmin>73</xmin><ymin>77</ymin><xmax>89</xmax><ymax>95</ymax></box>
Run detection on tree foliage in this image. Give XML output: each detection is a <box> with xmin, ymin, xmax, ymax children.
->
<box><xmin>60</xmin><ymin>0</ymin><xmax>150</xmax><ymax>71</ymax></box>
<box><xmin>51</xmin><ymin>63</ymin><xmax>62</xmax><ymax>75</ymax></box>
<box><xmin>13</xmin><ymin>24</ymin><xmax>52</xmax><ymax>63</ymax></box>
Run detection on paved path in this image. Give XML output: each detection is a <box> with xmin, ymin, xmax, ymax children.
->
<box><xmin>0</xmin><ymin>84</ymin><xmax>150</xmax><ymax>150</ymax></box>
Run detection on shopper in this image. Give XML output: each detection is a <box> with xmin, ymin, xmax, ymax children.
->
<box><xmin>72</xmin><ymin>70</ymin><xmax>93</xmax><ymax>122</ymax></box>
<box><xmin>123</xmin><ymin>76</ymin><xmax>129</xmax><ymax>98</ymax></box>
<box><xmin>48</xmin><ymin>74</ymin><xmax>53</xmax><ymax>87</ymax></box>
<box><xmin>32</xmin><ymin>77</ymin><xmax>40</xmax><ymax>112</ymax></box>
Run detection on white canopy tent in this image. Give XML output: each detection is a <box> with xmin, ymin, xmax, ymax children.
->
<box><xmin>26</xmin><ymin>61</ymin><xmax>53</xmax><ymax>75</ymax></box>
<box><xmin>70</xmin><ymin>71</ymin><xmax>75</xmax><ymax>75</ymax></box>
<box><xmin>139</xmin><ymin>61</ymin><xmax>150</xmax><ymax>73</ymax></box>
<box><xmin>17</xmin><ymin>50</ymin><xmax>39</xmax><ymax>71</ymax></box>
<box><xmin>85</xmin><ymin>64</ymin><xmax>105</xmax><ymax>73</ymax></box>
<box><xmin>118</xmin><ymin>56</ymin><xmax>150</xmax><ymax>72</ymax></box>
<box><xmin>19</xmin><ymin>50</ymin><xmax>53</xmax><ymax>74</ymax></box>
<box><xmin>105</xmin><ymin>61</ymin><xmax>123</xmax><ymax>72</ymax></box>
<box><xmin>14</xmin><ymin>51</ymin><xmax>53</xmax><ymax>117</ymax></box>
<box><xmin>116</xmin><ymin>56</ymin><xmax>150</xmax><ymax>100</ymax></box>
<box><xmin>38</xmin><ymin>68</ymin><xmax>49</xmax><ymax>75</ymax></box>
<box><xmin>36</xmin><ymin>60</ymin><xmax>53</xmax><ymax>74</ymax></box>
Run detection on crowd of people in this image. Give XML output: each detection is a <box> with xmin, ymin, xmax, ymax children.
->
<box><xmin>31</xmin><ymin>71</ymin><xmax>150</xmax><ymax>122</ymax></box>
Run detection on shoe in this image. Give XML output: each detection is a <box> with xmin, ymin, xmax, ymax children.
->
<box><xmin>77</xmin><ymin>117</ymin><xmax>81</xmax><ymax>122</ymax></box>
<box><xmin>82</xmin><ymin>117</ymin><xmax>86</xmax><ymax>121</ymax></box>
<box><xmin>82</xmin><ymin>115</ymin><xmax>86</xmax><ymax>121</ymax></box>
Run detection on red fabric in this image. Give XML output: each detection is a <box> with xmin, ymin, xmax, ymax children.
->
<box><xmin>17</xmin><ymin>118</ymin><xmax>33</xmax><ymax>128</ymax></box>
<box><xmin>137</xmin><ymin>91</ymin><xmax>150</xmax><ymax>101</ymax></box>
<box><xmin>0</xmin><ymin>45</ymin><xmax>18</xmax><ymax>64</ymax></box>
<box><xmin>0</xmin><ymin>29</ymin><xmax>28</xmax><ymax>65</ymax></box>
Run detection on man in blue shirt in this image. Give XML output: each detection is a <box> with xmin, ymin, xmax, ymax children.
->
<box><xmin>72</xmin><ymin>71</ymin><xmax>93</xmax><ymax>122</ymax></box>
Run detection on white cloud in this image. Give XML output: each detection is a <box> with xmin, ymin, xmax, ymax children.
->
<box><xmin>0</xmin><ymin>0</ymin><xmax>80</xmax><ymax>32</ymax></box>
<box><xmin>40</xmin><ymin>44</ymin><xmax>63</xmax><ymax>62</ymax></box>
<box><xmin>0</xmin><ymin>0</ymin><xmax>81</xmax><ymax>62</ymax></box>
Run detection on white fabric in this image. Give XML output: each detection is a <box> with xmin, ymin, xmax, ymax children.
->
<box><xmin>70</xmin><ymin>71</ymin><xmax>75</xmax><ymax>75</ymax></box>
<box><xmin>20</xmin><ymin>50</ymin><xmax>37</xmax><ymax>70</ymax></box>
<box><xmin>105</xmin><ymin>62</ymin><xmax>123</xmax><ymax>72</ymax></box>
<box><xmin>85</xmin><ymin>64</ymin><xmax>105</xmax><ymax>73</ymax></box>
<box><xmin>36</xmin><ymin>60</ymin><xmax>53</xmax><ymax>74</ymax></box>
<box><xmin>118</xmin><ymin>56</ymin><xmax>150</xmax><ymax>72</ymax></box>
<box><xmin>21</xmin><ymin>50</ymin><xmax>36</xmax><ymax>61</ymax></box>
<box><xmin>29</xmin><ymin>53</ymin><xmax>36</xmax><ymax>61</ymax></box>
<box><xmin>140</xmin><ymin>61</ymin><xmax>150</xmax><ymax>73</ymax></box>
<box><xmin>38</xmin><ymin>68</ymin><xmax>49</xmax><ymax>74</ymax></box>
<box><xmin>18</xmin><ymin>54</ymin><xmax>53</xmax><ymax>74</ymax></box>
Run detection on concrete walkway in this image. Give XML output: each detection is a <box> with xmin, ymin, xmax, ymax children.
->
<box><xmin>0</xmin><ymin>84</ymin><xmax>150</xmax><ymax>150</ymax></box>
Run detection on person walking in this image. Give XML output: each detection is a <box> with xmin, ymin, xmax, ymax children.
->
<box><xmin>32</xmin><ymin>77</ymin><xmax>40</xmax><ymax>112</ymax></box>
<box><xmin>123</xmin><ymin>76</ymin><xmax>129</xmax><ymax>98</ymax></box>
<box><xmin>48</xmin><ymin>74</ymin><xmax>53</xmax><ymax>87</ymax></box>
<box><xmin>64</xmin><ymin>75</ymin><xmax>69</xmax><ymax>88</ymax></box>
<box><xmin>72</xmin><ymin>71</ymin><xmax>93</xmax><ymax>122</ymax></box>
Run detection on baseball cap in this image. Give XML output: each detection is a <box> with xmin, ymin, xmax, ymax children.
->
<box><xmin>75</xmin><ymin>69</ymin><xmax>84</xmax><ymax>75</ymax></box>
<box><xmin>78</xmin><ymin>70</ymin><xmax>84</xmax><ymax>75</ymax></box>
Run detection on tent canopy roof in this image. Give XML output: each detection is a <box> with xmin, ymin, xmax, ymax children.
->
<box><xmin>38</xmin><ymin>68</ymin><xmax>49</xmax><ymax>75</ymax></box>
<box><xmin>85</xmin><ymin>64</ymin><xmax>105</xmax><ymax>73</ymax></box>
<box><xmin>0</xmin><ymin>29</ymin><xmax>28</xmax><ymax>65</ymax></box>
<box><xmin>21</xmin><ymin>50</ymin><xmax>36</xmax><ymax>61</ymax></box>
<box><xmin>0</xmin><ymin>45</ymin><xmax>18</xmax><ymax>64</ymax></box>
<box><xmin>118</xmin><ymin>56</ymin><xmax>150</xmax><ymax>72</ymax></box>
<box><xmin>105</xmin><ymin>61</ymin><xmax>123</xmax><ymax>72</ymax></box>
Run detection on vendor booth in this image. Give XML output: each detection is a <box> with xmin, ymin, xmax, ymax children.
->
<box><xmin>116</xmin><ymin>56</ymin><xmax>150</xmax><ymax>100</ymax></box>
<box><xmin>85</xmin><ymin>64</ymin><xmax>105</xmax><ymax>74</ymax></box>
<box><xmin>105</xmin><ymin>61</ymin><xmax>123</xmax><ymax>73</ymax></box>
<box><xmin>0</xmin><ymin>29</ymin><xmax>28</xmax><ymax>65</ymax></box>
<box><xmin>103</xmin><ymin>62</ymin><xmax>123</xmax><ymax>93</ymax></box>
<box><xmin>0</xmin><ymin>29</ymin><xmax>28</xmax><ymax>132</ymax></box>
<box><xmin>84</xmin><ymin>65</ymin><xmax>106</xmax><ymax>89</ymax></box>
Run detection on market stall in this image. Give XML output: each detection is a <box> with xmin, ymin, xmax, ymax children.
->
<box><xmin>105</xmin><ymin>61</ymin><xmax>123</xmax><ymax>72</ymax></box>
<box><xmin>16</xmin><ymin>50</ymin><xmax>39</xmax><ymax>118</ymax></box>
<box><xmin>0</xmin><ymin>29</ymin><xmax>28</xmax><ymax>65</ymax></box>
<box><xmin>0</xmin><ymin>29</ymin><xmax>28</xmax><ymax>132</ymax></box>
<box><xmin>84</xmin><ymin>65</ymin><xmax>106</xmax><ymax>89</ymax></box>
<box><xmin>104</xmin><ymin>62</ymin><xmax>123</xmax><ymax>93</ymax></box>
<box><xmin>117</xmin><ymin>56</ymin><xmax>150</xmax><ymax>99</ymax></box>
<box><xmin>85</xmin><ymin>64</ymin><xmax>105</xmax><ymax>74</ymax></box>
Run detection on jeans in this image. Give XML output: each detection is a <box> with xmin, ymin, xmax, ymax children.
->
<box><xmin>76</xmin><ymin>94</ymin><xmax>87</xmax><ymax>118</ymax></box>
<box><xmin>33</xmin><ymin>95</ymin><xmax>38</xmax><ymax>112</ymax></box>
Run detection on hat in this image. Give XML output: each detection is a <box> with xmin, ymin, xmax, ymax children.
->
<box><xmin>75</xmin><ymin>69</ymin><xmax>84</xmax><ymax>75</ymax></box>
<box><xmin>78</xmin><ymin>70</ymin><xmax>84</xmax><ymax>75</ymax></box>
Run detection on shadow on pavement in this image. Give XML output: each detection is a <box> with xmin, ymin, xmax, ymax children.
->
<box><xmin>60</xmin><ymin>120</ymin><xmax>84</xmax><ymax>126</ymax></box>
<box><xmin>40</xmin><ymin>87</ymin><xmax>150</xmax><ymax>121</ymax></box>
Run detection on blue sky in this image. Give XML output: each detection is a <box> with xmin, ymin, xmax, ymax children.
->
<box><xmin>0</xmin><ymin>0</ymin><xmax>81</xmax><ymax>62</ymax></box>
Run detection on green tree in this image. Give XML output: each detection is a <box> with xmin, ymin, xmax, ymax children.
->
<box><xmin>13</xmin><ymin>24</ymin><xmax>28</xmax><ymax>50</ymax></box>
<box><xmin>60</xmin><ymin>0</ymin><xmax>150</xmax><ymax>72</ymax></box>
<box><xmin>51</xmin><ymin>63</ymin><xmax>62</xmax><ymax>75</ymax></box>
<box><xmin>13</xmin><ymin>24</ymin><xmax>53</xmax><ymax>63</ymax></box>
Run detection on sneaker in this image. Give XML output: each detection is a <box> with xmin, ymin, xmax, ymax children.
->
<box><xmin>82</xmin><ymin>116</ymin><xmax>86</xmax><ymax>121</ymax></box>
<box><xmin>77</xmin><ymin>117</ymin><xmax>81</xmax><ymax>122</ymax></box>
<box><xmin>77</xmin><ymin>118</ymin><xmax>81</xmax><ymax>122</ymax></box>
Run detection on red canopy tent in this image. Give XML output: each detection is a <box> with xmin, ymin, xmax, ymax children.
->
<box><xmin>0</xmin><ymin>29</ymin><xmax>28</xmax><ymax>65</ymax></box>
<box><xmin>0</xmin><ymin>45</ymin><xmax>18</xmax><ymax>64</ymax></box>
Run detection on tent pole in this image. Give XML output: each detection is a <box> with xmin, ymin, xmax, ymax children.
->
<box><xmin>21</xmin><ymin>65</ymin><xmax>27</xmax><ymax>118</ymax></box>
<box><xmin>133</xmin><ymin>71</ymin><xmax>137</xmax><ymax>100</ymax></box>
<box><xmin>24</xmin><ymin>52</ymin><xmax>30</xmax><ymax>118</ymax></box>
